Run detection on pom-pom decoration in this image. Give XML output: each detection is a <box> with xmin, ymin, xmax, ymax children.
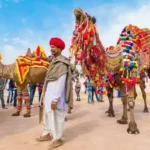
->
<box><xmin>69</xmin><ymin>8</ymin><xmax>106</xmax><ymax>87</ymax></box>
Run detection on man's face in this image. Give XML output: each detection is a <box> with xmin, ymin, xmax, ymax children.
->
<box><xmin>50</xmin><ymin>45</ymin><xmax>61</xmax><ymax>57</ymax></box>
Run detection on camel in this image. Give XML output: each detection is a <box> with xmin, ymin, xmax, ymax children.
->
<box><xmin>106</xmin><ymin>46</ymin><xmax>149</xmax><ymax>113</ymax></box>
<box><xmin>0</xmin><ymin>57</ymin><xmax>48</xmax><ymax>117</ymax></box>
<box><xmin>69</xmin><ymin>7</ymin><xmax>150</xmax><ymax>134</ymax></box>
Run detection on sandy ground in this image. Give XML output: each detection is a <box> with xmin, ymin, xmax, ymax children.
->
<box><xmin>1</xmin><ymin>89</ymin><xmax>150</xmax><ymax>150</ymax></box>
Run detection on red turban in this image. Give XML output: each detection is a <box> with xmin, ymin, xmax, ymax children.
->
<box><xmin>49</xmin><ymin>37</ymin><xmax>65</xmax><ymax>50</ymax></box>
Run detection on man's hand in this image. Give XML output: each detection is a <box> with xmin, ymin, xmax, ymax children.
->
<box><xmin>40</xmin><ymin>101</ymin><xmax>43</xmax><ymax>107</ymax></box>
<box><xmin>51</xmin><ymin>101</ymin><xmax>57</xmax><ymax>110</ymax></box>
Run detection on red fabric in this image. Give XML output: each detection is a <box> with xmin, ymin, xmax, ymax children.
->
<box><xmin>36</xmin><ymin>46</ymin><xmax>40</xmax><ymax>56</ymax></box>
<box><xmin>49</xmin><ymin>37</ymin><xmax>65</xmax><ymax>50</ymax></box>
<box><xmin>37</xmin><ymin>83</ymin><xmax>43</xmax><ymax>92</ymax></box>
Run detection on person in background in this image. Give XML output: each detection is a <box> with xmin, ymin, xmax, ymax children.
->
<box><xmin>86</xmin><ymin>78</ymin><xmax>93</xmax><ymax>103</ymax></box>
<box><xmin>83</xmin><ymin>79</ymin><xmax>88</xmax><ymax>94</ymax></box>
<box><xmin>75</xmin><ymin>78</ymin><xmax>81</xmax><ymax>101</ymax></box>
<box><xmin>7</xmin><ymin>79</ymin><xmax>15</xmax><ymax>104</ymax></box>
<box><xmin>98</xmin><ymin>86</ymin><xmax>104</xmax><ymax>102</ymax></box>
<box><xmin>0</xmin><ymin>78</ymin><xmax>7</xmax><ymax>109</ymax></box>
<box><xmin>13</xmin><ymin>83</ymin><xmax>17</xmax><ymax>107</ymax></box>
<box><xmin>29</xmin><ymin>83</ymin><xmax>37</xmax><ymax>105</ymax></box>
<box><xmin>37</xmin><ymin>83</ymin><xmax>44</xmax><ymax>102</ymax></box>
<box><xmin>91</xmin><ymin>85</ymin><xmax>100</xmax><ymax>102</ymax></box>
<box><xmin>118</xmin><ymin>90</ymin><xmax>121</xmax><ymax>97</ymax></box>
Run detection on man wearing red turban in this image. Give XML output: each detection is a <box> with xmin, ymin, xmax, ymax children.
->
<box><xmin>36</xmin><ymin>37</ymin><xmax>73</xmax><ymax>149</ymax></box>
<box><xmin>49</xmin><ymin>37</ymin><xmax>65</xmax><ymax>51</ymax></box>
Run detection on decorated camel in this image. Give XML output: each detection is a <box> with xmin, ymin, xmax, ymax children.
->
<box><xmin>105</xmin><ymin>27</ymin><xmax>150</xmax><ymax>115</ymax></box>
<box><xmin>106</xmin><ymin>46</ymin><xmax>149</xmax><ymax>113</ymax></box>
<box><xmin>0</xmin><ymin>45</ymin><xmax>49</xmax><ymax>117</ymax></box>
<box><xmin>69</xmin><ymin>7</ymin><xmax>150</xmax><ymax>134</ymax></box>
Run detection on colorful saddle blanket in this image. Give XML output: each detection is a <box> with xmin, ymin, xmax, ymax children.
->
<box><xmin>15</xmin><ymin>56</ymin><xmax>49</xmax><ymax>84</ymax></box>
<box><xmin>105</xmin><ymin>45</ymin><xmax>122</xmax><ymax>73</ymax></box>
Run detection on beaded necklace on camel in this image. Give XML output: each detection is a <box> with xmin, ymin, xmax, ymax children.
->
<box><xmin>106</xmin><ymin>25</ymin><xmax>150</xmax><ymax>95</ymax></box>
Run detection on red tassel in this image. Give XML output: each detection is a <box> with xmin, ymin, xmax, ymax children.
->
<box><xmin>36</xmin><ymin>46</ymin><xmax>40</xmax><ymax>56</ymax></box>
<box><xmin>83</xmin><ymin>32</ymin><xmax>89</xmax><ymax>39</ymax></box>
<box><xmin>90</xmin><ymin>30</ymin><xmax>95</xmax><ymax>36</ymax></box>
<box><xmin>136</xmin><ymin>40</ymin><xmax>141</xmax><ymax>47</ymax></box>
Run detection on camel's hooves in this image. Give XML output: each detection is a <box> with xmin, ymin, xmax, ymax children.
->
<box><xmin>23</xmin><ymin>113</ymin><xmax>31</xmax><ymax>117</ymax></box>
<box><xmin>127</xmin><ymin>128</ymin><xmax>140</xmax><ymax>134</ymax></box>
<box><xmin>12</xmin><ymin>111</ymin><xmax>20</xmax><ymax>116</ymax></box>
<box><xmin>108</xmin><ymin>113</ymin><xmax>115</xmax><ymax>117</ymax></box>
<box><xmin>127</xmin><ymin>122</ymin><xmax>140</xmax><ymax>134</ymax></box>
<box><xmin>143</xmin><ymin>108</ymin><xmax>149</xmax><ymax>113</ymax></box>
<box><xmin>117</xmin><ymin>119</ymin><xmax>128</xmax><ymax>124</ymax></box>
<box><xmin>105</xmin><ymin>110</ymin><xmax>109</xmax><ymax>113</ymax></box>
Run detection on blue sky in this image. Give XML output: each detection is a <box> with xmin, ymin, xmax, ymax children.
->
<box><xmin>0</xmin><ymin>0</ymin><xmax>150</xmax><ymax>63</ymax></box>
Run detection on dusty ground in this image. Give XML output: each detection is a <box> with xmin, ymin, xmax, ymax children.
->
<box><xmin>1</xmin><ymin>89</ymin><xmax>150</xmax><ymax>150</ymax></box>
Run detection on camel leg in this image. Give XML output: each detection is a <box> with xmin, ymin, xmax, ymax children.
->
<box><xmin>128</xmin><ymin>87</ymin><xmax>137</xmax><ymax>111</ymax></box>
<box><xmin>105</xmin><ymin>87</ymin><xmax>115</xmax><ymax>117</ymax></box>
<box><xmin>67</xmin><ymin>106</ymin><xmax>72</xmax><ymax>114</ymax></box>
<box><xmin>140</xmin><ymin>80</ymin><xmax>148</xmax><ymax>113</ymax></box>
<box><xmin>22</xmin><ymin>87</ymin><xmax>31</xmax><ymax>117</ymax></box>
<box><xmin>117</xmin><ymin>96</ymin><xmax>128</xmax><ymax>124</ymax></box>
<box><xmin>127</xmin><ymin>85</ymin><xmax>139</xmax><ymax>134</ymax></box>
<box><xmin>127</xmin><ymin>97</ymin><xmax>139</xmax><ymax>134</ymax></box>
<box><xmin>12</xmin><ymin>90</ymin><xmax>23</xmax><ymax>116</ymax></box>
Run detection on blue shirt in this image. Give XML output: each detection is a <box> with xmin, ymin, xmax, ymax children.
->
<box><xmin>87</xmin><ymin>80</ymin><xmax>92</xmax><ymax>92</ymax></box>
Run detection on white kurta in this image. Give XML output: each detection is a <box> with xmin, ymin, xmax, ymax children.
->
<box><xmin>44</xmin><ymin>73</ymin><xmax>67</xmax><ymax>112</ymax></box>
<box><xmin>42</xmin><ymin>73</ymin><xmax>67</xmax><ymax>140</ymax></box>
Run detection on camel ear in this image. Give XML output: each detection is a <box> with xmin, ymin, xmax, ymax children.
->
<box><xmin>0</xmin><ymin>53</ymin><xmax>2</xmax><ymax>61</ymax></box>
<box><xmin>91</xmin><ymin>16</ymin><xmax>96</xmax><ymax>24</ymax></box>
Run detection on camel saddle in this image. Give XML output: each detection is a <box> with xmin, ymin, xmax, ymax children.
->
<box><xmin>15</xmin><ymin>55</ymin><xmax>49</xmax><ymax>84</ymax></box>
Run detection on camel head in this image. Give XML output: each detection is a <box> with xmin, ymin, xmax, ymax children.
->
<box><xmin>70</xmin><ymin>7</ymin><xmax>97</xmax><ymax>57</ymax></box>
<box><xmin>74</xmin><ymin>7</ymin><xmax>85</xmax><ymax>23</ymax></box>
<box><xmin>74</xmin><ymin>7</ymin><xmax>96</xmax><ymax>24</ymax></box>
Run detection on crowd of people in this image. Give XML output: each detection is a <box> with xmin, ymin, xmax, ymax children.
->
<box><xmin>74</xmin><ymin>76</ymin><xmax>121</xmax><ymax>103</ymax></box>
<box><xmin>74</xmin><ymin>77</ymin><xmax>104</xmax><ymax>103</ymax></box>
